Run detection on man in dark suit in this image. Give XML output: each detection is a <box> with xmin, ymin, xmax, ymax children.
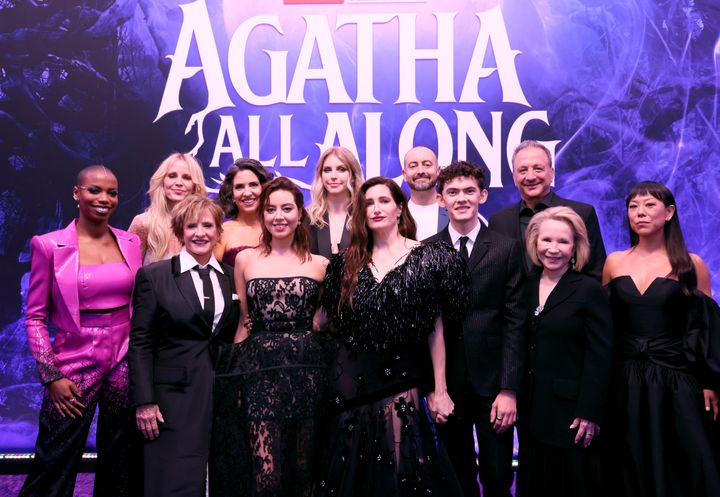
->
<box><xmin>403</xmin><ymin>146</ymin><xmax>449</xmax><ymax>239</ymax></box>
<box><xmin>129</xmin><ymin>195</ymin><xmax>240</xmax><ymax>497</ymax></box>
<box><xmin>488</xmin><ymin>140</ymin><xmax>606</xmax><ymax>279</ymax></box>
<box><xmin>427</xmin><ymin>161</ymin><xmax>526</xmax><ymax>497</ymax></box>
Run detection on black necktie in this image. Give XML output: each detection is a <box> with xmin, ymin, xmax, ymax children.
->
<box><xmin>459</xmin><ymin>236</ymin><xmax>469</xmax><ymax>262</ymax></box>
<box><xmin>197</xmin><ymin>266</ymin><xmax>215</xmax><ymax>328</ymax></box>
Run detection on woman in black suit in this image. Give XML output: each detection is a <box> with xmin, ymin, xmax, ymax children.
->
<box><xmin>129</xmin><ymin>194</ymin><xmax>240</xmax><ymax>497</ymax></box>
<box><xmin>517</xmin><ymin>206</ymin><xmax>613</xmax><ymax>497</ymax></box>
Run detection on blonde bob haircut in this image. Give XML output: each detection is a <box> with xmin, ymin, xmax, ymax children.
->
<box><xmin>144</xmin><ymin>153</ymin><xmax>207</xmax><ymax>261</ymax></box>
<box><xmin>308</xmin><ymin>146</ymin><xmax>364</xmax><ymax>228</ymax></box>
<box><xmin>525</xmin><ymin>206</ymin><xmax>590</xmax><ymax>272</ymax></box>
<box><xmin>171</xmin><ymin>195</ymin><xmax>224</xmax><ymax>242</ymax></box>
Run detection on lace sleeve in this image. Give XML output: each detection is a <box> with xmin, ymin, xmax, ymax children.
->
<box><xmin>128</xmin><ymin>213</ymin><xmax>149</xmax><ymax>257</ymax></box>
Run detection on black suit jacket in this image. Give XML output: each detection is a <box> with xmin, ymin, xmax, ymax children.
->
<box><xmin>523</xmin><ymin>270</ymin><xmax>613</xmax><ymax>448</ymax></box>
<box><xmin>128</xmin><ymin>256</ymin><xmax>240</xmax><ymax>496</ymax></box>
<box><xmin>427</xmin><ymin>227</ymin><xmax>527</xmax><ymax>397</ymax></box>
<box><xmin>309</xmin><ymin>212</ymin><xmax>351</xmax><ymax>258</ymax></box>
<box><xmin>488</xmin><ymin>192</ymin><xmax>606</xmax><ymax>280</ymax></box>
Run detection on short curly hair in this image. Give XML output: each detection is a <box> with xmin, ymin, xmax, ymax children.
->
<box><xmin>436</xmin><ymin>161</ymin><xmax>487</xmax><ymax>193</ymax></box>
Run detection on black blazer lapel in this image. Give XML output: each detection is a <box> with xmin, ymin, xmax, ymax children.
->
<box><xmin>339</xmin><ymin>217</ymin><xmax>351</xmax><ymax>250</ymax></box>
<box><xmin>467</xmin><ymin>229</ymin><xmax>490</xmax><ymax>273</ymax></box>
<box><xmin>437</xmin><ymin>226</ymin><xmax>453</xmax><ymax>246</ymax></box>
<box><xmin>214</xmin><ymin>267</ymin><xmax>233</xmax><ymax>336</ymax></box>
<box><xmin>317</xmin><ymin>213</ymin><xmax>332</xmax><ymax>256</ymax></box>
<box><xmin>541</xmin><ymin>271</ymin><xmax>581</xmax><ymax>314</ymax></box>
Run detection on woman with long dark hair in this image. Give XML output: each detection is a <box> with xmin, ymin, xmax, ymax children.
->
<box><xmin>214</xmin><ymin>158</ymin><xmax>272</xmax><ymax>266</ymax></box>
<box><xmin>602</xmin><ymin>181</ymin><xmax>720</xmax><ymax>496</ymax></box>
<box><xmin>315</xmin><ymin>176</ymin><xmax>469</xmax><ymax>496</ymax></box>
<box><xmin>213</xmin><ymin>177</ymin><xmax>334</xmax><ymax>497</ymax></box>
<box><xmin>21</xmin><ymin>165</ymin><xmax>142</xmax><ymax>496</ymax></box>
<box><xmin>307</xmin><ymin>146</ymin><xmax>364</xmax><ymax>257</ymax></box>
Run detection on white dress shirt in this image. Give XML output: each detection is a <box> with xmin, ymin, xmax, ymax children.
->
<box><xmin>178</xmin><ymin>247</ymin><xmax>225</xmax><ymax>331</ymax></box>
<box><xmin>447</xmin><ymin>221</ymin><xmax>481</xmax><ymax>256</ymax></box>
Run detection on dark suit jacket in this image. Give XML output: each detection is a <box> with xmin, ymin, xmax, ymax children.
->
<box><xmin>523</xmin><ymin>270</ymin><xmax>613</xmax><ymax>448</ymax></box>
<box><xmin>309</xmin><ymin>212</ymin><xmax>350</xmax><ymax>258</ymax></box>
<box><xmin>437</xmin><ymin>205</ymin><xmax>450</xmax><ymax>233</ymax></box>
<box><xmin>488</xmin><ymin>192</ymin><xmax>606</xmax><ymax>280</ymax></box>
<box><xmin>427</xmin><ymin>227</ymin><xmax>527</xmax><ymax>397</ymax></box>
<box><xmin>128</xmin><ymin>255</ymin><xmax>240</xmax><ymax>497</ymax></box>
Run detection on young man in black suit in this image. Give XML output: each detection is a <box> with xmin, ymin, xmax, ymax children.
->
<box><xmin>427</xmin><ymin>161</ymin><xmax>526</xmax><ymax>497</ymax></box>
<box><xmin>488</xmin><ymin>140</ymin><xmax>606</xmax><ymax>280</ymax></box>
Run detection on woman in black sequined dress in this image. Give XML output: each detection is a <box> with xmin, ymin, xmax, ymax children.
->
<box><xmin>602</xmin><ymin>181</ymin><xmax>720</xmax><ymax>496</ymax></box>
<box><xmin>315</xmin><ymin>176</ymin><xmax>469</xmax><ymax>497</ymax></box>
<box><xmin>212</xmin><ymin>177</ymin><xmax>334</xmax><ymax>497</ymax></box>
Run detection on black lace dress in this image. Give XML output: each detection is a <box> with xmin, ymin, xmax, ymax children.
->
<box><xmin>604</xmin><ymin>276</ymin><xmax>720</xmax><ymax>497</ymax></box>
<box><xmin>212</xmin><ymin>277</ymin><xmax>336</xmax><ymax>497</ymax></box>
<box><xmin>316</xmin><ymin>242</ymin><xmax>469</xmax><ymax>497</ymax></box>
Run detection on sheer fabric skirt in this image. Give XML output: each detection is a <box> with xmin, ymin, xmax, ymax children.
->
<box><xmin>316</xmin><ymin>387</ymin><xmax>463</xmax><ymax>497</ymax></box>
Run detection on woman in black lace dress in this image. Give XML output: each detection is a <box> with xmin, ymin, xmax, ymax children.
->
<box><xmin>315</xmin><ymin>176</ymin><xmax>469</xmax><ymax>497</ymax></box>
<box><xmin>602</xmin><ymin>181</ymin><xmax>720</xmax><ymax>496</ymax></box>
<box><xmin>212</xmin><ymin>177</ymin><xmax>334</xmax><ymax>497</ymax></box>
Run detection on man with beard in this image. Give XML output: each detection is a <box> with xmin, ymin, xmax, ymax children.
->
<box><xmin>489</xmin><ymin>140</ymin><xmax>606</xmax><ymax>279</ymax></box>
<box><xmin>402</xmin><ymin>146</ymin><xmax>449</xmax><ymax>240</ymax></box>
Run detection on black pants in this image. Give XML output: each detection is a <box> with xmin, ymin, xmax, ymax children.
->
<box><xmin>19</xmin><ymin>360</ymin><xmax>139</xmax><ymax>497</ymax></box>
<box><xmin>438</xmin><ymin>388</ymin><xmax>514</xmax><ymax>497</ymax></box>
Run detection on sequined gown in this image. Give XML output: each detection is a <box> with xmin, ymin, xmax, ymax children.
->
<box><xmin>605</xmin><ymin>276</ymin><xmax>720</xmax><ymax>497</ymax></box>
<box><xmin>212</xmin><ymin>276</ymin><xmax>335</xmax><ymax>497</ymax></box>
<box><xmin>316</xmin><ymin>242</ymin><xmax>469</xmax><ymax>497</ymax></box>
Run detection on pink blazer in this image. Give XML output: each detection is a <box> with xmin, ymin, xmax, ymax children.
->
<box><xmin>25</xmin><ymin>221</ymin><xmax>142</xmax><ymax>384</ymax></box>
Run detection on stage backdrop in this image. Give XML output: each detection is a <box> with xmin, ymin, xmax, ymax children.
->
<box><xmin>1</xmin><ymin>0</ymin><xmax>718</xmax><ymax>451</ymax></box>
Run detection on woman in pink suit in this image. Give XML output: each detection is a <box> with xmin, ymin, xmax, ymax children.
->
<box><xmin>20</xmin><ymin>165</ymin><xmax>142</xmax><ymax>497</ymax></box>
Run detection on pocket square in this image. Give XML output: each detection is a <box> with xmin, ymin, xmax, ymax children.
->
<box><xmin>232</xmin><ymin>293</ymin><xmax>240</xmax><ymax>301</ymax></box>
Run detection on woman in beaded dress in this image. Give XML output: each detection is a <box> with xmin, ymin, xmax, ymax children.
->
<box><xmin>128</xmin><ymin>152</ymin><xmax>207</xmax><ymax>265</ymax></box>
<box><xmin>307</xmin><ymin>146</ymin><xmax>364</xmax><ymax>257</ymax></box>
<box><xmin>212</xmin><ymin>177</ymin><xmax>334</xmax><ymax>497</ymax></box>
<box><xmin>602</xmin><ymin>181</ymin><xmax>720</xmax><ymax>496</ymax></box>
<box><xmin>214</xmin><ymin>158</ymin><xmax>272</xmax><ymax>267</ymax></box>
<box><xmin>315</xmin><ymin>176</ymin><xmax>469</xmax><ymax>497</ymax></box>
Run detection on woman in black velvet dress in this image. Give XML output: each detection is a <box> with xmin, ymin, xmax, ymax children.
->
<box><xmin>315</xmin><ymin>176</ymin><xmax>469</xmax><ymax>497</ymax></box>
<box><xmin>602</xmin><ymin>181</ymin><xmax>720</xmax><ymax>497</ymax></box>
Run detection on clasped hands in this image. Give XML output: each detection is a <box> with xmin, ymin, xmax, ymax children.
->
<box><xmin>427</xmin><ymin>390</ymin><xmax>454</xmax><ymax>425</ymax></box>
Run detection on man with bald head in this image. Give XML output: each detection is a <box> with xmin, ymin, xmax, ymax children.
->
<box><xmin>402</xmin><ymin>146</ymin><xmax>449</xmax><ymax>240</ymax></box>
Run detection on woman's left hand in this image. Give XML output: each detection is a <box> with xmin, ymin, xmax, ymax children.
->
<box><xmin>570</xmin><ymin>417</ymin><xmax>600</xmax><ymax>448</ymax></box>
<box><xmin>703</xmin><ymin>389</ymin><xmax>719</xmax><ymax>421</ymax></box>
<box><xmin>427</xmin><ymin>390</ymin><xmax>454</xmax><ymax>425</ymax></box>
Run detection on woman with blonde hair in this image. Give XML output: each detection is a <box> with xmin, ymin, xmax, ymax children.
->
<box><xmin>518</xmin><ymin>206</ymin><xmax>613</xmax><ymax>497</ymax></box>
<box><xmin>308</xmin><ymin>146</ymin><xmax>364</xmax><ymax>257</ymax></box>
<box><xmin>129</xmin><ymin>152</ymin><xmax>207</xmax><ymax>265</ymax></box>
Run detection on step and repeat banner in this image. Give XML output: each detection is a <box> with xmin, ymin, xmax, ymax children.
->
<box><xmin>1</xmin><ymin>0</ymin><xmax>718</xmax><ymax>451</ymax></box>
